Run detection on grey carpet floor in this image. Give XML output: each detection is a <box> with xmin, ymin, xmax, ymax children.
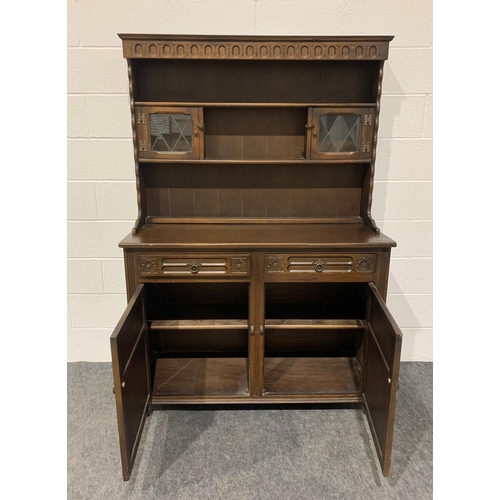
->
<box><xmin>68</xmin><ymin>362</ymin><xmax>432</xmax><ymax>500</ymax></box>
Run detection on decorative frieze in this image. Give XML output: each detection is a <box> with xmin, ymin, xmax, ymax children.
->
<box><xmin>122</xmin><ymin>40</ymin><xmax>389</xmax><ymax>61</ymax></box>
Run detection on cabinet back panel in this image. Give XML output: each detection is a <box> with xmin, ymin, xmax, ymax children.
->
<box><xmin>146</xmin><ymin>283</ymin><xmax>249</xmax><ymax>321</ymax></box>
<box><xmin>265</xmin><ymin>282</ymin><xmax>367</xmax><ymax>319</ymax></box>
<box><xmin>265</xmin><ymin>329</ymin><xmax>364</xmax><ymax>357</ymax></box>
<box><xmin>153</xmin><ymin>329</ymin><xmax>248</xmax><ymax>356</ymax></box>
<box><xmin>204</xmin><ymin>108</ymin><xmax>307</xmax><ymax>160</ymax></box>
<box><xmin>144</xmin><ymin>163</ymin><xmax>363</xmax><ymax>220</ymax></box>
<box><xmin>133</xmin><ymin>59</ymin><xmax>379</xmax><ymax>103</ymax></box>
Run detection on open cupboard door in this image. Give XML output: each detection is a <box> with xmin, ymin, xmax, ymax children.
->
<box><xmin>363</xmin><ymin>283</ymin><xmax>403</xmax><ymax>477</ymax></box>
<box><xmin>110</xmin><ymin>284</ymin><xmax>151</xmax><ymax>481</ymax></box>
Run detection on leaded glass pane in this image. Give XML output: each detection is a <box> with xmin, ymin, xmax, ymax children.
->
<box><xmin>150</xmin><ymin>114</ymin><xmax>193</xmax><ymax>152</ymax></box>
<box><xmin>318</xmin><ymin>114</ymin><xmax>360</xmax><ymax>153</ymax></box>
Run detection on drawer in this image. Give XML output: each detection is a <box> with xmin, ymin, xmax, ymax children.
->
<box><xmin>265</xmin><ymin>254</ymin><xmax>377</xmax><ymax>275</ymax></box>
<box><xmin>137</xmin><ymin>254</ymin><xmax>250</xmax><ymax>277</ymax></box>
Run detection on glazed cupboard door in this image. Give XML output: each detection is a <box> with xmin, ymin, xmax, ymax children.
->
<box><xmin>136</xmin><ymin>106</ymin><xmax>204</xmax><ymax>159</ymax></box>
<box><xmin>363</xmin><ymin>283</ymin><xmax>403</xmax><ymax>477</ymax></box>
<box><xmin>110</xmin><ymin>284</ymin><xmax>151</xmax><ymax>481</ymax></box>
<box><xmin>307</xmin><ymin>107</ymin><xmax>375</xmax><ymax>160</ymax></box>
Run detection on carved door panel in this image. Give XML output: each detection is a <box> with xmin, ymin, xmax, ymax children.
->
<box><xmin>110</xmin><ymin>284</ymin><xmax>151</xmax><ymax>481</ymax></box>
<box><xmin>363</xmin><ymin>282</ymin><xmax>403</xmax><ymax>477</ymax></box>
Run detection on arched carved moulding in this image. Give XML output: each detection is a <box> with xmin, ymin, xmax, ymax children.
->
<box><xmin>122</xmin><ymin>40</ymin><xmax>388</xmax><ymax>60</ymax></box>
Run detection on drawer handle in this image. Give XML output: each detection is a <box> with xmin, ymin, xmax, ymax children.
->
<box><xmin>189</xmin><ymin>261</ymin><xmax>199</xmax><ymax>274</ymax></box>
<box><xmin>313</xmin><ymin>259</ymin><xmax>325</xmax><ymax>273</ymax></box>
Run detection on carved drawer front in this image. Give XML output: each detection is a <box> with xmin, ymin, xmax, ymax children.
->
<box><xmin>266</xmin><ymin>254</ymin><xmax>377</xmax><ymax>275</ymax></box>
<box><xmin>139</xmin><ymin>255</ymin><xmax>250</xmax><ymax>276</ymax></box>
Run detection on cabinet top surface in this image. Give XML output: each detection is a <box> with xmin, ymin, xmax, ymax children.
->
<box><xmin>119</xmin><ymin>224</ymin><xmax>396</xmax><ymax>250</ymax></box>
<box><xmin>119</xmin><ymin>34</ymin><xmax>394</xmax><ymax>41</ymax></box>
<box><xmin>119</xmin><ymin>34</ymin><xmax>394</xmax><ymax>60</ymax></box>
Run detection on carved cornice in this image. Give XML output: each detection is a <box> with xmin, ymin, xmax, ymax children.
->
<box><xmin>121</xmin><ymin>39</ymin><xmax>390</xmax><ymax>61</ymax></box>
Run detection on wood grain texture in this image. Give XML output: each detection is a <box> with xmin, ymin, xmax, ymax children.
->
<box><xmin>363</xmin><ymin>282</ymin><xmax>403</xmax><ymax>477</ymax></box>
<box><xmin>120</xmin><ymin>35</ymin><xmax>392</xmax><ymax>60</ymax></box>
<box><xmin>132</xmin><ymin>59</ymin><xmax>381</xmax><ymax>104</ymax></box>
<box><xmin>110</xmin><ymin>284</ymin><xmax>150</xmax><ymax>481</ymax></box>
<box><xmin>264</xmin><ymin>357</ymin><xmax>362</xmax><ymax>395</ymax></box>
<box><xmin>153</xmin><ymin>358</ymin><xmax>249</xmax><ymax>396</ymax></box>
<box><xmin>205</xmin><ymin>107</ymin><xmax>306</xmax><ymax>160</ymax></box>
<box><xmin>113</xmin><ymin>33</ymin><xmax>401</xmax><ymax>480</ymax></box>
<box><xmin>128</xmin><ymin>61</ymin><xmax>146</xmax><ymax>234</ymax></box>
<box><xmin>361</xmin><ymin>61</ymin><xmax>385</xmax><ymax>233</ymax></box>
<box><xmin>143</xmin><ymin>163</ymin><xmax>366</xmax><ymax>221</ymax></box>
<box><xmin>145</xmin><ymin>163</ymin><xmax>366</xmax><ymax>220</ymax></box>
<box><xmin>119</xmin><ymin>224</ymin><xmax>396</xmax><ymax>249</ymax></box>
<box><xmin>150</xmin><ymin>319</ymin><xmax>248</xmax><ymax>330</ymax></box>
<box><xmin>265</xmin><ymin>319</ymin><xmax>365</xmax><ymax>329</ymax></box>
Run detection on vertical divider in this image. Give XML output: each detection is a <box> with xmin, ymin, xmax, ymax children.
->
<box><xmin>249</xmin><ymin>252</ymin><xmax>265</xmax><ymax>396</ymax></box>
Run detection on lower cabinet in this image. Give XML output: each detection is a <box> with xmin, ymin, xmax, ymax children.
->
<box><xmin>111</xmin><ymin>278</ymin><xmax>402</xmax><ymax>481</ymax></box>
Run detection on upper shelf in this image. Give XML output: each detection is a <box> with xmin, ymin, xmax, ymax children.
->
<box><xmin>119</xmin><ymin>34</ymin><xmax>394</xmax><ymax>61</ymax></box>
<box><xmin>135</xmin><ymin>102</ymin><xmax>377</xmax><ymax>108</ymax></box>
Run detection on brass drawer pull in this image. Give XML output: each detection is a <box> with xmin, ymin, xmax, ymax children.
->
<box><xmin>189</xmin><ymin>261</ymin><xmax>199</xmax><ymax>274</ymax></box>
<box><xmin>313</xmin><ymin>259</ymin><xmax>325</xmax><ymax>273</ymax></box>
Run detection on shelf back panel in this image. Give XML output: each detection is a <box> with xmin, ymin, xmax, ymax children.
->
<box><xmin>132</xmin><ymin>59</ymin><xmax>379</xmax><ymax>103</ymax></box>
<box><xmin>204</xmin><ymin>107</ymin><xmax>307</xmax><ymax>160</ymax></box>
<box><xmin>143</xmin><ymin>163</ymin><xmax>364</xmax><ymax>220</ymax></box>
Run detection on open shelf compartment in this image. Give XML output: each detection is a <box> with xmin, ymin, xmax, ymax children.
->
<box><xmin>263</xmin><ymin>282</ymin><xmax>368</xmax><ymax>397</ymax></box>
<box><xmin>146</xmin><ymin>282</ymin><xmax>250</xmax><ymax>398</ymax></box>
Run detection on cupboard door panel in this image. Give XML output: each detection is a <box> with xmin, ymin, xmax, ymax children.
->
<box><xmin>363</xmin><ymin>282</ymin><xmax>402</xmax><ymax>477</ymax></box>
<box><xmin>309</xmin><ymin>107</ymin><xmax>374</xmax><ymax>160</ymax></box>
<box><xmin>137</xmin><ymin>106</ymin><xmax>203</xmax><ymax>160</ymax></box>
<box><xmin>110</xmin><ymin>284</ymin><xmax>150</xmax><ymax>481</ymax></box>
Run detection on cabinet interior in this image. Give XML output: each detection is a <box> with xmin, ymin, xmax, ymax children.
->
<box><xmin>263</xmin><ymin>282</ymin><xmax>366</xmax><ymax>396</ymax></box>
<box><xmin>146</xmin><ymin>282</ymin><xmax>370</xmax><ymax>398</ymax></box>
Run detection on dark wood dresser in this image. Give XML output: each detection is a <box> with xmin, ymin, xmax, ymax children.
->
<box><xmin>110</xmin><ymin>34</ymin><xmax>402</xmax><ymax>481</ymax></box>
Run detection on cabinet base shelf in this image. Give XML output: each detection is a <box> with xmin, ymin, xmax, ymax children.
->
<box><xmin>151</xmin><ymin>394</ymin><xmax>363</xmax><ymax>405</ymax></box>
<box><xmin>152</xmin><ymin>357</ymin><xmax>248</xmax><ymax>397</ymax></box>
<box><xmin>264</xmin><ymin>357</ymin><xmax>362</xmax><ymax>396</ymax></box>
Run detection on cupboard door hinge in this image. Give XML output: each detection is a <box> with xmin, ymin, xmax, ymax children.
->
<box><xmin>363</xmin><ymin>114</ymin><xmax>373</xmax><ymax>126</ymax></box>
<box><xmin>362</xmin><ymin>142</ymin><xmax>371</xmax><ymax>153</ymax></box>
<box><xmin>137</xmin><ymin>113</ymin><xmax>146</xmax><ymax>125</ymax></box>
<box><xmin>305</xmin><ymin>123</ymin><xmax>316</xmax><ymax>137</ymax></box>
<box><xmin>139</xmin><ymin>140</ymin><xmax>148</xmax><ymax>152</ymax></box>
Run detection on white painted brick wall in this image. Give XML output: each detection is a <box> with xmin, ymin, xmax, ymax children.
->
<box><xmin>67</xmin><ymin>0</ymin><xmax>433</xmax><ymax>362</ymax></box>
<box><xmin>67</xmin><ymin>182</ymin><xmax>97</xmax><ymax>220</ymax></box>
<box><xmin>67</xmin><ymin>140</ymin><xmax>135</xmax><ymax>180</ymax></box>
<box><xmin>101</xmin><ymin>260</ymin><xmax>126</xmax><ymax>294</ymax></box>
<box><xmin>95</xmin><ymin>182</ymin><xmax>137</xmax><ymax>220</ymax></box>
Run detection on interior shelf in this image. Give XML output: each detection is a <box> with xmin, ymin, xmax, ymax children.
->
<box><xmin>265</xmin><ymin>319</ymin><xmax>365</xmax><ymax>330</ymax></box>
<box><xmin>152</xmin><ymin>357</ymin><xmax>249</xmax><ymax>397</ymax></box>
<box><xmin>135</xmin><ymin>102</ymin><xmax>377</xmax><ymax>108</ymax></box>
<box><xmin>264</xmin><ymin>357</ymin><xmax>362</xmax><ymax>396</ymax></box>
<box><xmin>138</xmin><ymin>158</ymin><xmax>371</xmax><ymax>164</ymax></box>
<box><xmin>151</xmin><ymin>319</ymin><xmax>248</xmax><ymax>330</ymax></box>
